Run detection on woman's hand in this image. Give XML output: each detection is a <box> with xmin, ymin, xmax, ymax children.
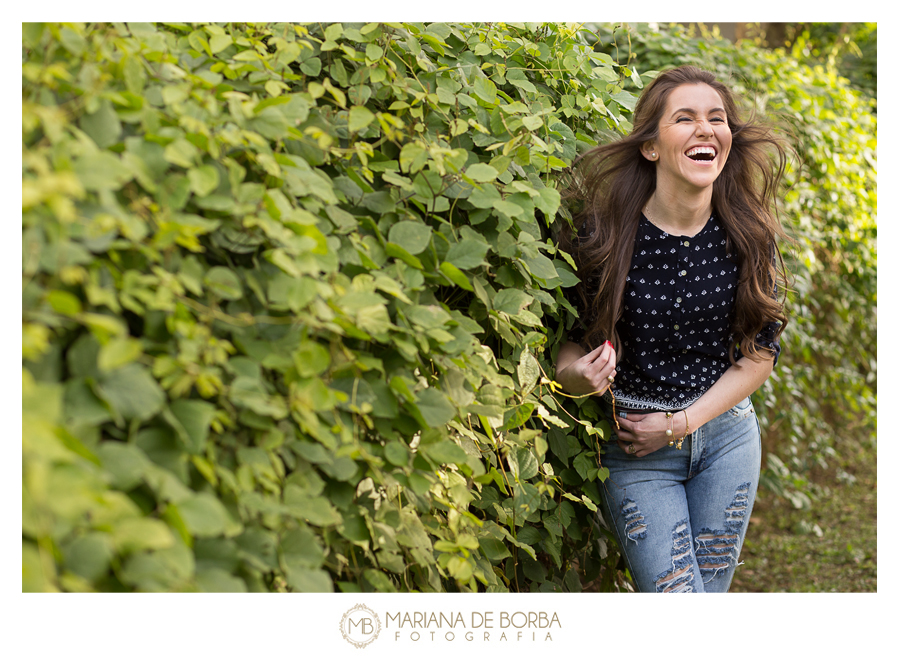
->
<box><xmin>555</xmin><ymin>341</ymin><xmax>617</xmax><ymax>397</ymax></box>
<box><xmin>615</xmin><ymin>411</ymin><xmax>686</xmax><ymax>458</ymax></box>
<box><xmin>614</xmin><ymin>353</ymin><xmax>776</xmax><ymax>458</ymax></box>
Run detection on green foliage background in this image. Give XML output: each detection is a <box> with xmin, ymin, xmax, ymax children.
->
<box><xmin>22</xmin><ymin>22</ymin><xmax>875</xmax><ymax>593</ymax></box>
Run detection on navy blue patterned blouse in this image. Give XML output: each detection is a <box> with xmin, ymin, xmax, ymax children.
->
<box><xmin>566</xmin><ymin>213</ymin><xmax>781</xmax><ymax>412</ymax></box>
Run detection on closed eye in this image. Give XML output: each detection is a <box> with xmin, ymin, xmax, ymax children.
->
<box><xmin>677</xmin><ymin>116</ymin><xmax>727</xmax><ymax>123</ymax></box>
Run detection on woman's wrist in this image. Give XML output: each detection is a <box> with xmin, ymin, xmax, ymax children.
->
<box><xmin>554</xmin><ymin>363</ymin><xmax>575</xmax><ymax>394</ymax></box>
<box><xmin>555</xmin><ymin>363</ymin><xmax>591</xmax><ymax>397</ymax></box>
<box><xmin>553</xmin><ymin>342</ymin><xmax>586</xmax><ymax>393</ymax></box>
<box><xmin>664</xmin><ymin>409</ymin><xmax>692</xmax><ymax>441</ymax></box>
<box><xmin>676</xmin><ymin>357</ymin><xmax>773</xmax><ymax>432</ymax></box>
<box><xmin>555</xmin><ymin>360</ymin><xmax>583</xmax><ymax>391</ymax></box>
<box><xmin>681</xmin><ymin>401</ymin><xmax>719</xmax><ymax>434</ymax></box>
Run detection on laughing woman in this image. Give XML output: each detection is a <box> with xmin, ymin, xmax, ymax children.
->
<box><xmin>555</xmin><ymin>66</ymin><xmax>789</xmax><ymax>592</ymax></box>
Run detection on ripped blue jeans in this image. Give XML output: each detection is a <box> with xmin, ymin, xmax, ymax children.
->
<box><xmin>598</xmin><ymin>397</ymin><xmax>761</xmax><ymax>593</ymax></box>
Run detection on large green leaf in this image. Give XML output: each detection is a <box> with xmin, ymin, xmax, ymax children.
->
<box><xmin>96</xmin><ymin>442</ymin><xmax>151</xmax><ymax>490</ymax></box>
<box><xmin>167</xmin><ymin>399</ymin><xmax>216</xmax><ymax>454</ymax></box>
<box><xmin>111</xmin><ymin>518</ymin><xmax>175</xmax><ymax>554</ymax></box>
<box><xmin>72</xmin><ymin>152</ymin><xmax>132</xmax><ymax>191</ymax></box>
<box><xmin>465</xmin><ymin>163</ymin><xmax>498</xmax><ymax>183</ymax></box>
<box><xmin>508</xmin><ymin>446</ymin><xmax>539</xmax><ymax>482</ymax></box>
<box><xmin>79</xmin><ymin>99</ymin><xmax>122</xmax><ymax>149</ymax></box>
<box><xmin>445</xmin><ymin>240</ymin><xmax>490</xmax><ymax>270</ymax></box>
<box><xmin>411</xmin><ymin>388</ymin><xmax>457</xmax><ymax>427</ymax></box>
<box><xmin>204</xmin><ymin>267</ymin><xmax>243</xmax><ymax>300</ymax></box>
<box><xmin>388</xmin><ymin>220</ymin><xmax>432</xmax><ymax>255</ymax></box>
<box><xmin>95</xmin><ymin>364</ymin><xmax>165</xmax><ymax>422</ymax></box>
<box><xmin>188</xmin><ymin>165</ymin><xmax>220</xmax><ymax>197</ymax></box>
<box><xmin>175</xmin><ymin>493</ymin><xmax>233</xmax><ymax>538</ymax></box>
<box><xmin>420</xmin><ymin>440</ymin><xmax>468</xmax><ymax>465</ymax></box>
<box><xmin>281</xmin><ymin>526</ymin><xmax>325</xmax><ymax>570</ymax></box>
<box><xmin>493</xmin><ymin>289</ymin><xmax>533</xmax><ymax>315</ymax></box>
<box><xmin>348</xmin><ymin>105</ymin><xmax>376</xmax><ymax>132</ymax></box>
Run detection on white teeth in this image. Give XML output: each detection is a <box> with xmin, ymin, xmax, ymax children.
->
<box><xmin>686</xmin><ymin>146</ymin><xmax>716</xmax><ymax>157</ymax></box>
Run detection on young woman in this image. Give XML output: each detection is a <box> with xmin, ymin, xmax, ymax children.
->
<box><xmin>555</xmin><ymin>66</ymin><xmax>789</xmax><ymax>593</ymax></box>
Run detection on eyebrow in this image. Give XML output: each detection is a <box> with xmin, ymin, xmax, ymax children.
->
<box><xmin>671</xmin><ymin>107</ymin><xmax>726</xmax><ymax>115</ymax></box>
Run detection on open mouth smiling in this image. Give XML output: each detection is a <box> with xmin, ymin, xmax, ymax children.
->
<box><xmin>685</xmin><ymin>146</ymin><xmax>717</xmax><ymax>162</ymax></box>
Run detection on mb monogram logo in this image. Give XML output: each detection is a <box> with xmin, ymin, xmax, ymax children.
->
<box><xmin>340</xmin><ymin>604</ymin><xmax>382</xmax><ymax>648</ymax></box>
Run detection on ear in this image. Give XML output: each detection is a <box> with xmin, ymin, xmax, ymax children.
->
<box><xmin>640</xmin><ymin>141</ymin><xmax>658</xmax><ymax>162</ymax></box>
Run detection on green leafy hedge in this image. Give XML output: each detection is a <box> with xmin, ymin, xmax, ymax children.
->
<box><xmin>23</xmin><ymin>21</ymin><xmax>646</xmax><ymax>593</ymax></box>
<box><xmin>23</xmin><ymin>21</ymin><xmax>876</xmax><ymax>593</ymax></box>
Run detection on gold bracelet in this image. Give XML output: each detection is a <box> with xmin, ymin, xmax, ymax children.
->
<box><xmin>676</xmin><ymin>409</ymin><xmax>690</xmax><ymax>450</ymax></box>
<box><xmin>665</xmin><ymin>411</ymin><xmax>674</xmax><ymax>446</ymax></box>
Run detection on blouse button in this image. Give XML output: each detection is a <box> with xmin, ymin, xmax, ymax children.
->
<box><xmin>683</xmin><ymin>240</ymin><xmax>690</xmax><ymax>247</ymax></box>
<box><xmin>679</xmin><ymin>270</ymin><xmax>687</xmax><ymax>276</ymax></box>
<box><xmin>674</xmin><ymin>324</ymin><xmax>680</xmax><ymax>330</ymax></box>
<box><xmin>676</xmin><ymin>297</ymin><xmax>682</xmax><ymax>303</ymax></box>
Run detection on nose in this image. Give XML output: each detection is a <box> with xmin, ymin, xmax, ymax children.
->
<box><xmin>695</xmin><ymin>118</ymin><xmax>713</xmax><ymax>136</ymax></box>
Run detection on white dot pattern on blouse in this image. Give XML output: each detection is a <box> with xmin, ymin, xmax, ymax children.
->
<box><xmin>567</xmin><ymin>214</ymin><xmax>780</xmax><ymax>412</ymax></box>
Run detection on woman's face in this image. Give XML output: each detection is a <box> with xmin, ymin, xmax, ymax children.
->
<box><xmin>642</xmin><ymin>83</ymin><xmax>733</xmax><ymax>195</ymax></box>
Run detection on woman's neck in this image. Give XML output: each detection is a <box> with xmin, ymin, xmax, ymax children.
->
<box><xmin>643</xmin><ymin>189</ymin><xmax>713</xmax><ymax>237</ymax></box>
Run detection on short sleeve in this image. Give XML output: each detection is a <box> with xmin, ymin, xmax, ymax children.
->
<box><xmin>754</xmin><ymin>321</ymin><xmax>782</xmax><ymax>366</ymax></box>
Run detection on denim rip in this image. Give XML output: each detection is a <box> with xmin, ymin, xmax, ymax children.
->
<box><xmin>654</xmin><ymin>520</ymin><xmax>695</xmax><ymax>593</ymax></box>
<box><xmin>620</xmin><ymin>497</ymin><xmax>648</xmax><ymax>542</ymax></box>
<box><xmin>695</xmin><ymin>482</ymin><xmax>751</xmax><ymax>582</ymax></box>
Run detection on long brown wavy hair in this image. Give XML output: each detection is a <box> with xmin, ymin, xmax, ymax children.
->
<box><xmin>560</xmin><ymin>65</ymin><xmax>790</xmax><ymax>362</ymax></box>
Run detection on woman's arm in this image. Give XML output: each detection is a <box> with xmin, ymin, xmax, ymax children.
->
<box><xmin>614</xmin><ymin>356</ymin><xmax>773</xmax><ymax>457</ymax></box>
<box><xmin>681</xmin><ymin>356</ymin><xmax>773</xmax><ymax>429</ymax></box>
<box><xmin>554</xmin><ymin>340</ymin><xmax>617</xmax><ymax>397</ymax></box>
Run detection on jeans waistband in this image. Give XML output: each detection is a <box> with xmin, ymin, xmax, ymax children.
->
<box><xmin>600</xmin><ymin>399</ymin><xmax>685</xmax><ymax>417</ymax></box>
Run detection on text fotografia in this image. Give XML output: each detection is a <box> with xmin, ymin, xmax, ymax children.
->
<box><xmin>387</xmin><ymin>611</ymin><xmax>561</xmax><ymax>642</ymax></box>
